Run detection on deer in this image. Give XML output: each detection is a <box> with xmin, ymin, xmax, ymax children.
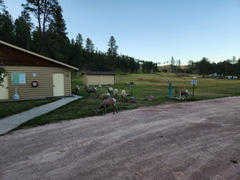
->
<box><xmin>175</xmin><ymin>89</ymin><xmax>190</xmax><ymax>99</ymax></box>
<box><xmin>120</xmin><ymin>88</ymin><xmax>128</xmax><ymax>102</ymax></box>
<box><xmin>75</xmin><ymin>84</ymin><xmax>80</xmax><ymax>94</ymax></box>
<box><xmin>113</xmin><ymin>88</ymin><xmax>119</xmax><ymax>98</ymax></box>
<box><xmin>97</xmin><ymin>93</ymin><xmax>111</xmax><ymax>100</ymax></box>
<box><xmin>95</xmin><ymin>98</ymin><xmax>118</xmax><ymax>115</ymax></box>
<box><xmin>106</xmin><ymin>86</ymin><xmax>113</xmax><ymax>94</ymax></box>
<box><xmin>84</xmin><ymin>85</ymin><xmax>97</xmax><ymax>96</ymax></box>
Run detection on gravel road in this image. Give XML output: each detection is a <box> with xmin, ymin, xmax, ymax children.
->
<box><xmin>1</xmin><ymin>97</ymin><xmax>240</xmax><ymax>180</ymax></box>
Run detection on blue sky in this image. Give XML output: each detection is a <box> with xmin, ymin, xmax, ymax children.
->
<box><xmin>4</xmin><ymin>0</ymin><xmax>240</xmax><ymax>64</ymax></box>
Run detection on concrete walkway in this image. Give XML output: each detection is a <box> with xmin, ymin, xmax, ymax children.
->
<box><xmin>0</xmin><ymin>95</ymin><xmax>81</xmax><ymax>135</ymax></box>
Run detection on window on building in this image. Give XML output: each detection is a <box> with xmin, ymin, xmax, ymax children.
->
<box><xmin>11</xmin><ymin>72</ymin><xmax>26</xmax><ymax>84</ymax></box>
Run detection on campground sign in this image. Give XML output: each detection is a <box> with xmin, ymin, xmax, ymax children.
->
<box><xmin>191</xmin><ymin>79</ymin><xmax>197</xmax><ymax>97</ymax></box>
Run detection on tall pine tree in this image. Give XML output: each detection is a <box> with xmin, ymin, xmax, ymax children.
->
<box><xmin>22</xmin><ymin>0</ymin><xmax>58</xmax><ymax>53</ymax></box>
<box><xmin>76</xmin><ymin>33</ymin><xmax>83</xmax><ymax>48</ymax></box>
<box><xmin>0</xmin><ymin>10</ymin><xmax>15</xmax><ymax>43</ymax></box>
<box><xmin>14</xmin><ymin>10</ymin><xmax>32</xmax><ymax>49</ymax></box>
<box><xmin>0</xmin><ymin>0</ymin><xmax>5</xmax><ymax>12</ymax></box>
<box><xmin>46</xmin><ymin>2</ymin><xmax>70</xmax><ymax>62</ymax></box>
<box><xmin>85</xmin><ymin>38</ymin><xmax>94</xmax><ymax>53</ymax></box>
<box><xmin>107</xmin><ymin>35</ymin><xmax>118</xmax><ymax>56</ymax></box>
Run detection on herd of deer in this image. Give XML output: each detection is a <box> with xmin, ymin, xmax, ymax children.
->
<box><xmin>83</xmin><ymin>85</ymin><xmax>123</xmax><ymax>115</ymax></box>
<box><xmin>79</xmin><ymin>85</ymin><xmax>191</xmax><ymax>115</ymax></box>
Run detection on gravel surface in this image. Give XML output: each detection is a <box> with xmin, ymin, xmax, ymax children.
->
<box><xmin>1</xmin><ymin>97</ymin><xmax>240</xmax><ymax>180</ymax></box>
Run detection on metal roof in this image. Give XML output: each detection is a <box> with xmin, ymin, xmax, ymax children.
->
<box><xmin>0</xmin><ymin>40</ymin><xmax>79</xmax><ymax>71</ymax></box>
<box><xmin>83</xmin><ymin>71</ymin><xmax>116</xmax><ymax>75</ymax></box>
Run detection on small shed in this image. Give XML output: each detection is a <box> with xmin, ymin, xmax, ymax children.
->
<box><xmin>0</xmin><ymin>40</ymin><xmax>79</xmax><ymax>100</ymax></box>
<box><xmin>83</xmin><ymin>72</ymin><xmax>116</xmax><ymax>86</ymax></box>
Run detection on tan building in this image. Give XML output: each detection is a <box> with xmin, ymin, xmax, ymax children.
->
<box><xmin>83</xmin><ymin>72</ymin><xmax>116</xmax><ymax>86</ymax></box>
<box><xmin>0</xmin><ymin>40</ymin><xmax>78</xmax><ymax>100</ymax></box>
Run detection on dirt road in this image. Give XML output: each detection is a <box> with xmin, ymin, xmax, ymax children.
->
<box><xmin>1</xmin><ymin>97</ymin><xmax>240</xmax><ymax>180</ymax></box>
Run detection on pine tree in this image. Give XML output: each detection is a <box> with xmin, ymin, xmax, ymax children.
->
<box><xmin>0</xmin><ymin>0</ymin><xmax>5</xmax><ymax>12</ymax></box>
<box><xmin>14</xmin><ymin>10</ymin><xmax>32</xmax><ymax>49</ymax></box>
<box><xmin>22</xmin><ymin>0</ymin><xmax>59</xmax><ymax>53</ymax></box>
<box><xmin>177</xmin><ymin>59</ymin><xmax>181</xmax><ymax>67</ymax></box>
<box><xmin>171</xmin><ymin>56</ymin><xmax>175</xmax><ymax>65</ymax></box>
<box><xmin>85</xmin><ymin>38</ymin><xmax>94</xmax><ymax>53</ymax></box>
<box><xmin>46</xmin><ymin>2</ymin><xmax>69</xmax><ymax>62</ymax></box>
<box><xmin>107</xmin><ymin>36</ymin><xmax>118</xmax><ymax>56</ymax></box>
<box><xmin>76</xmin><ymin>33</ymin><xmax>83</xmax><ymax>48</ymax></box>
<box><xmin>170</xmin><ymin>56</ymin><xmax>176</xmax><ymax>73</ymax></box>
<box><xmin>0</xmin><ymin>10</ymin><xmax>15</xmax><ymax>43</ymax></box>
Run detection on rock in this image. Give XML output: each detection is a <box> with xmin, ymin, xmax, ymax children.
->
<box><xmin>128</xmin><ymin>97</ymin><xmax>136</xmax><ymax>103</ymax></box>
<box><xmin>230</xmin><ymin>159</ymin><xmax>238</xmax><ymax>164</ymax></box>
<box><xmin>145</xmin><ymin>95</ymin><xmax>156</xmax><ymax>102</ymax></box>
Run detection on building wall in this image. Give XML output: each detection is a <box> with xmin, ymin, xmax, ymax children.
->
<box><xmin>84</xmin><ymin>75</ymin><xmax>115</xmax><ymax>85</ymax></box>
<box><xmin>3</xmin><ymin>66</ymin><xmax>72</xmax><ymax>99</ymax></box>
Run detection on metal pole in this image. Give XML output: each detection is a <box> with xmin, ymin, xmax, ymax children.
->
<box><xmin>193</xmin><ymin>84</ymin><xmax>195</xmax><ymax>97</ymax></box>
<box><xmin>169</xmin><ymin>81</ymin><xmax>172</xmax><ymax>97</ymax></box>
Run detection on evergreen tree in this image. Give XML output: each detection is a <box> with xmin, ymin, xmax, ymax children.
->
<box><xmin>170</xmin><ymin>56</ymin><xmax>176</xmax><ymax>73</ymax></box>
<box><xmin>46</xmin><ymin>2</ymin><xmax>69</xmax><ymax>62</ymax></box>
<box><xmin>14</xmin><ymin>10</ymin><xmax>32</xmax><ymax>49</ymax></box>
<box><xmin>176</xmin><ymin>59</ymin><xmax>181</xmax><ymax>73</ymax></box>
<box><xmin>31</xmin><ymin>30</ymin><xmax>41</xmax><ymax>52</ymax></box>
<box><xmin>0</xmin><ymin>1</ymin><xmax>148</xmax><ymax>74</ymax></box>
<box><xmin>195</xmin><ymin>57</ymin><xmax>212</xmax><ymax>77</ymax></box>
<box><xmin>177</xmin><ymin>59</ymin><xmax>181</xmax><ymax>67</ymax></box>
<box><xmin>23</xmin><ymin>0</ymin><xmax>59</xmax><ymax>53</ymax></box>
<box><xmin>232</xmin><ymin>56</ymin><xmax>237</xmax><ymax>64</ymax></box>
<box><xmin>0</xmin><ymin>0</ymin><xmax>5</xmax><ymax>12</ymax></box>
<box><xmin>171</xmin><ymin>56</ymin><xmax>175</xmax><ymax>65</ymax></box>
<box><xmin>0</xmin><ymin>10</ymin><xmax>15</xmax><ymax>43</ymax></box>
<box><xmin>85</xmin><ymin>38</ymin><xmax>94</xmax><ymax>53</ymax></box>
<box><xmin>76</xmin><ymin>33</ymin><xmax>83</xmax><ymax>48</ymax></box>
<box><xmin>107</xmin><ymin>35</ymin><xmax>118</xmax><ymax>56</ymax></box>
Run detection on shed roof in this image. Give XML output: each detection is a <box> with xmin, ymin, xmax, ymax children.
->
<box><xmin>0</xmin><ymin>40</ymin><xmax>79</xmax><ymax>71</ymax></box>
<box><xmin>83</xmin><ymin>71</ymin><xmax>116</xmax><ymax>75</ymax></box>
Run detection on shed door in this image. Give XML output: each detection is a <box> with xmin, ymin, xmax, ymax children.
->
<box><xmin>0</xmin><ymin>75</ymin><xmax>8</xmax><ymax>99</ymax></box>
<box><xmin>53</xmin><ymin>73</ymin><xmax>64</xmax><ymax>96</ymax></box>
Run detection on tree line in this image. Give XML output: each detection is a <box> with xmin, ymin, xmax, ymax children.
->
<box><xmin>0</xmin><ymin>0</ymin><xmax>158</xmax><ymax>73</ymax></box>
<box><xmin>187</xmin><ymin>57</ymin><xmax>240</xmax><ymax>77</ymax></box>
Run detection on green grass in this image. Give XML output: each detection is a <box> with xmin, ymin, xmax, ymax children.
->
<box><xmin>14</xmin><ymin>72</ymin><xmax>240</xmax><ymax>130</ymax></box>
<box><xmin>0</xmin><ymin>98</ymin><xmax>59</xmax><ymax>119</ymax></box>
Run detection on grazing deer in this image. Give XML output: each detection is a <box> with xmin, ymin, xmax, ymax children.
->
<box><xmin>106</xmin><ymin>86</ymin><xmax>113</xmax><ymax>94</ymax></box>
<box><xmin>75</xmin><ymin>84</ymin><xmax>80</xmax><ymax>94</ymax></box>
<box><xmin>113</xmin><ymin>88</ymin><xmax>118</xmax><ymax>98</ymax></box>
<box><xmin>120</xmin><ymin>88</ymin><xmax>128</xmax><ymax>102</ymax></box>
<box><xmin>97</xmin><ymin>93</ymin><xmax>111</xmax><ymax>100</ymax></box>
<box><xmin>96</xmin><ymin>98</ymin><xmax>118</xmax><ymax>115</ymax></box>
<box><xmin>84</xmin><ymin>86</ymin><xmax>97</xmax><ymax>95</ymax></box>
<box><xmin>175</xmin><ymin>89</ymin><xmax>190</xmax><ymax>98</ymax></box>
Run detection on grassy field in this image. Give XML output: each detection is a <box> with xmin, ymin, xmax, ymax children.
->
<box><xmin>0</xmin><ymin>98</ymin><xmax>59</xmax><ymax>119</ymax></box>
<box><xmin>14</xmin><ymin>72</ymin><xmax>240</xmax><ymax>130</ymax></box>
